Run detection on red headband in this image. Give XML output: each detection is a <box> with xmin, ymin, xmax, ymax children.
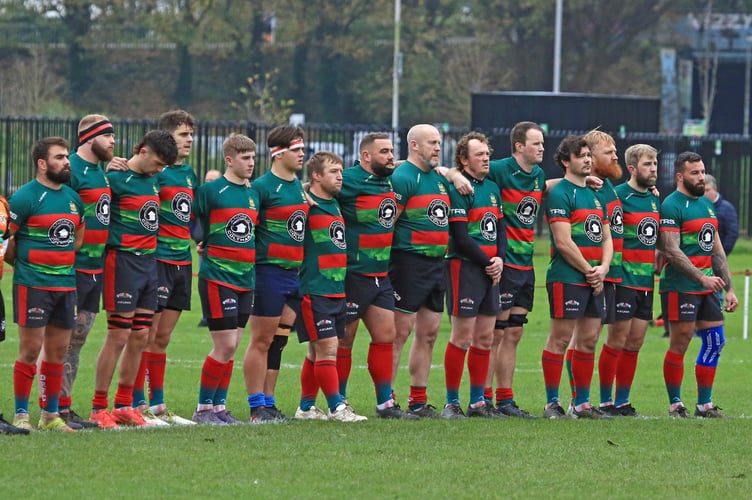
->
<box><xmin>79</xmin><ymin>120</ymin><xmax>114</xmax><ymax>144</ymax></box>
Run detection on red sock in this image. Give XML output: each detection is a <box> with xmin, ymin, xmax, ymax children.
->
<box><xmin>13</xmin><ymin>361</ymin><xmax>36</xmax><ymax>412</ymax></box>
<box><xmin>114</xmin><ymin>383</ymin><xmax>134</xmax><ymax>408</ymax></box>
<box><xmin>444</xmin><ymin>342</ymin><xmax>467</xmax><ymax>394</ymax></box>
<box><xmin>467</xmin><ymin>346</ymin><xmax>490</xmax><ymax>390</ymax></box>
<box><xmin>133</xmin><ymin>355</ymin><xmax>147</xmax><ymax>398</ymax></box>
<box><xmin>368</xmin><ymin>342</ymin><xmax>394</xmax><ymax>405</ymax></box>
<box><xmin>408</xmin><ymin>386</ymin><xmax>427</xmax><ymax>407</ymax></box>
<box><xmin>571</xmin><ymin>349</ymin><xmax>595</xmax><ymax>404</ymax></box>
<box><xmin>615</xmin><ymin>349</ymin><xmax>639</xmax><ymax>392</ymax></box>
<box><xmin>336</xmin><ymin>347</ymin><xmax>352</xmax><ymax>391</ymax></box>
<box><xmin>40</xmin><ymin>361</ymin><xmax>64</xmax><ymax>413</ymax></box>
<box><xmin>496</xmin><ymin>387</ymin><xmax>514</xmax><ymax>405</ymax></box>
<box><xmin>542</xmin><ymin>350</ymin><xmax>565</xmax><ymax>402</ymax></box>
<box><xmin>198</xmin><ymin>355</ymin><xmax>225</xmax><ymax>405</ymax></box>
<box><xmin>484</xmin><ymin>387</ymin><xmax>494</xmax><ymax>401</ymax></box>
<box><xmin>663</xmin><ymin>350</ymin><xmax>684</xmax><ymax>387</ymax></box>
<box><xmin>92</xmin><ymin>390</ymin><xmax>109</xmax><ymax>411</ymax></box>
<box><xmin>314</xmin><ymin>360</ymin><xmax>339</xmax><ymax>401</ymax></box>
<box><xmin>144</xmin><ymin>351</ymin><xmax>167</xmax><ymax>402</ymax></box>
<box><xmin>565</xmin><ymin>348</ymin><xmax>576</xmax><ymax>400</ymax></box>
<box><xmin>300</xmin><ymin>357</ymin><xmax>319</xmax><ymax>401</ymax></box>
<box><xmin>598</xmin><ymin>343</ymin><xmax>620</xmax><ymax>389</ymax></box>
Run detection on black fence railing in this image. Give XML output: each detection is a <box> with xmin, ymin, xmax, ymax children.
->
<box><xmin>1</xmin><ymin>116</ymin><xmax>750</xmax><ymax>236</ymax></box>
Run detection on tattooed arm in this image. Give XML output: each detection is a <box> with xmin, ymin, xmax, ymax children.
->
<box><xmin>711</xmin><ymin>232</ymin><xmax>733</xmax><ymax>292</ymax></box>
<box><xmin>658</xmin><ymin>230</ymin><xmax>724</xmax><ymax>292</ymax></box>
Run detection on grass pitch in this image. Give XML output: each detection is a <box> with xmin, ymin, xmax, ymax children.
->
<box><xmin>1</xmin><ymin>239</ymin><xmax>752</xmax><ymax>498</ymax></box>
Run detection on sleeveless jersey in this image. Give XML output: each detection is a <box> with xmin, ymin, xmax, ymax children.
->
<box><xmin>337</xmin><ymin>162</ymin><xmax>396</xmax><ymax>276</ymax></box>
<box><xmin>300</xmin><ymin>193</ymin><xmax>347</xmax><ymax>297</ymax></box>
<box><xmin>659</xmin><ymin>190</ymin><xmax>717</xmax><ymax>294</ymax></box>
<box><xmin>155</xmin><ymin>164</ymin><xmax>197</xmax><ymax>265</ymax></box>
<box><xmin>68</xmin><ymin>152</ymin><xmax>110</xmax><ymax>274</ymax></box>
<box><xmin>488</xmin><ymin>157</ymin><xmax>545</xmax><ymax>270</ymax></box>
<box><xmin>193</xmin><ymin>176</ymin><xmax>258</xmax><ymax>291</ymax></box>
<box><xmin>391</xmin><ymin>161</ymin><xmax>450</xmax><ymax>258</ymax></box>
<box><xmin>106</xmin><ymin>169</ymin><xmax>160</xmax><ymax>255</ymax></box>
<box><xmin>595</xmin><ymin>178</ymin><xmax>624</xmax><ymax>283</ymax></box>
<box><xmin>447</xmin><ymin>173</ymin><xmax>501</xmax><ymax>261</ymax></box>
<box><xmin>615</xmin><ymin>183</ymin><xmax>660</xmax><ymax>291</ymax></box>
<box><xmin>252</xmin><ymin>170</ymin><xmax>309</xmax><ymax>270</ymax></box>
<box><xmin>545</xmin><ymin>178</ymin><xmax>609</xmax><ymax>285</ymax></box>
<box><xmin>9</xmin><ymin>180</ymin><xmax>84</xmax><ymax>290</ymax></box>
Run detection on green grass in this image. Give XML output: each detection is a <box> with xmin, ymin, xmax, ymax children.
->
<box><xmin>2</xmin><ymin>239</ymin><xmax>752</xmax><ymax>498</ymax></box>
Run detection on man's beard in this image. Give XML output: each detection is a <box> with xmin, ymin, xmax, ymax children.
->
<box><xmin>46</xmin><ymin>168</ymin><xmax>71</xmax><ymax>184</ymax></box>
<box><xmin>372</xmin><ymin>159</ymin><xmax>395</xmax><ymax>177</ymax></box>
<box><xmin>92</xmin><ymin>141</ymin><xmax>114</xmax><ymax>162</ymax></box>
<box><xmin>683</xmin><ymin>177</ymin><xmax>705</xmax><ymax>197</ymax></box>
<box><xmin>635</xmin><ymin>173</ymin><xmax>656</xmax><ymax>190</ymax></box>
<box><xmin>593</xmin><ymin>159</ymin><xmax>623</xmax><ymax>180</ymax></box>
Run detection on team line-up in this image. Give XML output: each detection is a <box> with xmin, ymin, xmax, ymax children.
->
<box><xmin>0</xmin><ymin>111</ymin><xmax>736</xmax><ymax>434</ymax></box>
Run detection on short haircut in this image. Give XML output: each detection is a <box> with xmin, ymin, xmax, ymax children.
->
<box><xmin>267</xmin><ymin>125</ymin><xmax>305</xmax><ymax>150</ymax></box>
<box><xmin>510</xmin><ymin>121</ymin><xmax>544</xmax><ymax>151</ymax></box>
<box><xmin>306</xmin><ymin>151</ymin><xmax>343</xmax><ymax>178</ymax></box>
<box><xmin>158</xmin><ymin>109</ymin><xmax>195</xmax><ymax>133</ymax></box>
<box><xmin>704</xmin><ymin>173</ymin><xmax>717</xmax><ymax>190</ymax></box>
<box><xmin>78</xmin><ymin>114</ymin><xmax>109</xmax><ymax>133</ymax></box>
<box><xmin>32</xmin><ymin>137</ymin><xmax>68</xmax><ymax>169</ymax></box>
<box><xmin>223</xmin><ymin>134</ymin><xmax>256</xmax><ymax>157</ymax></box>
<box><xmin>624</xmin><ymin>144</ymin><xmax>657</xmax><ymax>168</ymax></box>
<box><xmin>583</xmin><ymin>129</ymin><xmax>615</xmax><ymax>151</ymax></box>
<box><xmin>674</xmin><ymin>151</ymin><xmax>703</xmax><ymax>174</ymax></box>
<box><xmin>554</xmin><ymin>135</ymin><xmax>588</xmax><ymax>170</ymax></box>
<box><xmin>359</xmin><ymin>132</ymin><xmax>391</xmax><ymax>152</ymax></box>
<box><xmin>454</xmin><ymin>131</ymin><xmax>491</xmax><ymax>170</ymax></box>
<box><xmin>133</xmin><ymin>130</ymin><xmax>178</xmax><ymax>165</ymax></box>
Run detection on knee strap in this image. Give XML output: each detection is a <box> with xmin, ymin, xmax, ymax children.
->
<box><xmin>507</xmin><ymin>313</ymin><xmax>529</xmax><ymax>328</ymax></box>
<box><xmin>267</xmin><ymin>334</ymin><xmax>289</xmax><ymax>370</ymax></box>
<box><xmin>108</xmin><ymin>313</ymin><xmax>133</xmax><ymax>330</ymax></box>
<box><xmin>132</xmin><ymin>312</ymin><xmax>155</xmax><ymax>332</ymax></box>
<box><xmin>696</xmin><ymin>326</ymin><xmax>725</xmax><ymax>367</ymax></box>
<box><xmin>495</xmin><ymin>320</ymin><xmax>508</xmax><ymax>331</ymax></box>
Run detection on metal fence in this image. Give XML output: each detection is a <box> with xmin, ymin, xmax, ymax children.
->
<box><xmin>1</xmin><ymin>116</ymin><xmax>750</xmax><ymax>235</ymax></box>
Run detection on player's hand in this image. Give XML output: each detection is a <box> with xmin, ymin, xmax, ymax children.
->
<box><xmin>304</xmin><ymin>190</ymin><xmax>319</xmax><ymax>207</ymax></box>
<box><xmin>106</xmin><ymin>157</ymin><xmax>128</xmax><ymax>172</ymax></box>
<box><xmin>585</xmin><ymin>176</ymin><xmax>604</xmax><ymax>189</ymax></box>
<box><xmin>592</xmin><ymin>281</ymin><xmax>603</xmax><ymax>296</ymax></box>
<box><xmin>586</xmin><ymin>265</ymin><xmax>608</xmax><ymax>284</ymax></box>
<box><xmin>649</xmin><ymin>185</ymin><xmax>660</xmax><ymax>197</ymax></box>
<box><xmin>725</xmin><ymin>290</ymin><xmax>739</xmax><ymax>313</ymax></box>
<box><xmin>700</xmin><ymin>274</ymin><xmax>725</xmax><ymax>292</ymax></box>
<box><xmin>486</xmin><ymin>257</ymin><xmax>503</xmax><ymax>281</ymax></box>
<box><xmin>452</xmin><ymin>172</ymin><xmax>474</xmax><ymax>195</ymax></box>
<box><xmin>196</xmin><ymin>241</ymin><xmax>205</xmax><ymax>257</ymax></box>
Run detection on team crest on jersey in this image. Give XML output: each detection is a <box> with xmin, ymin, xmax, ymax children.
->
<box><xmin>698</xmin><ymin>222</ymin><xmax>715</xmax><ymax>252</ymax></box>
<box><xmin>637</xmin><ymin>217</ymin><xmax>658</xmax><ymax>246</ymax></box>
<box><xmin>287</xmin><ymin>209</ymin><xmax>307</xmax><ymax>242</ymax></box>
<box><xmin>186</xmin><ymin>177</ymin><xmax>193</xmax><ymax>189</ymax></box>
<box><xmin>153</xmin><ymin>184</ymin><xmax>160</xmax><ymax>195</ymax></box>
<box><xmin>172</xmin><ymin>192</ymin><xmax>192</xmax><ymax>223</ymax></box>
<box><xmin>480</xmin><ymin>212</ymin><xmax>497</xmax><ymax>241</ymax></box>
<box><xmin>651</xmin><ymin>200</ymin><xmax>658</xmax><ymax>211</ymax></box>
<box><xmin>48</xmin><ymin>218</ymin><xmax>75</xmax><ymax>247</ymax></box>
<box><xmin>96</xmin><ymin>193</ymin><xmax>111</xmax><ymax>225</ymax></box>
<box><xmin>584</xmin><ymin>214</ymin><xmax>603</xmax><ymax>243</ymax></box>
<box><xmin>427</xmin><ymin>199</ymin><xmax>449</xmax><ymax>227</ymax></box>
<box><xmin>378</xmin><ymin>198</ymin><xmax>397</xmax><ymax>228</ymax></box>
<box><xmin>437</xmin><ymin>183</ymin><xmax>447</xmax><ymax>194</ymax></box>
<box><xmin>330</xmin><ymin>219</ymin><xmax>347</xmax><ymax>249</ymax></box>
<box><xmin>610</xmin><ymin>205</ymin><xmax>624</xmax><ymax>235</ymax></box>
<box><xmin>516</xmin><ymin>196</ymin><xmax>539</xmax><ymax>225</ymax></box>
<box><xmin>139</xmin><ymin>200</ymin><xmax>159</xmax><ymax>231</ymax></box>
<box><xmin>226</xmin><ymin>213</ymin><xmax>253</xmax><ymax>243</ymax></box>
<box><xmin>69</xmin><ymin>201</ymin><xmax>79</xmax><ymax>214</ymax></box>
<box><xmin>594</xmin><ymin>199</ymin><xmax>603</xmax><ymax>209</ymax></box>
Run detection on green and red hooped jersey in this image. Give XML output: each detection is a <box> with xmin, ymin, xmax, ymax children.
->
<box><xmin>106</xmin><ymin>169</ymin><xmax>160</xmax><ymax>255</ymax></box>
<box><xmin>615</xmin><ymin>183</ymin><xmax>660</xmax><ymax>291</ymax></box>
<box><xmin>193</xmin><ymin>176</ymin><xmax>258</xmax><ymax>291</ymax></box>
<box><xmin>338</xmin><ymin>162</ymin><xmax>396</xmax><ymax>277</ymax></box>
<box><xmin>545</xmin><ymin>178</ymin><xmax>609</xmax><ymax>286</ymax></box>
<box><xmin>488</xmin><ymin>157</ymin><xmax>546</xmax><ymax>270</ymax></box>
<box><xmin>391</xmin><ymin>161</ymin><xmax>450</xmax><ymax>258</ymax></box>
<box><xmin>68</xmin><ymin>152</ymin><xmax>110</xmax><ymax>274</ymax></box>
<box><xmin>155</xmin><ymin>164</ymin><xmax>197</xmax><ymax>265</ymax></box>
<box><xmin>252</xmin><ymin>170</ymin><xmax>309</xmax><ymax>270</ymax></box>
<box><xmin>9</xmin><ymin>180</ymin><xmax>84</xmax><ymax>290</ymax></box>
<box><xmin>300</xmin><ymin>193</ymin><xmax>347</xmax><ymax>297</ymax></box>
<box><xmin>447</xmin><ymin>173</ymin><xmax>501</xmax><ymax>261</ymax></box>
<box><xmin>595</xmin><ymin>178</ymin><xmax>624</xmax><ymax>283</ymax></box>
<box><xmin>659</xmin><ymin>190</ymin><xmax>718</xmax><ymax>294</ymax></box>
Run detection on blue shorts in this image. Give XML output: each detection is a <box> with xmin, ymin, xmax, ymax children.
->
<box><xmin>253</xmin><ymin>264</ymin><xmax>302</xmax><ymax>317</ymax></box>
<box><xmin>103</xmin><ymin>250</ymin><xmax>158</xmax><ymax>312</ymax></box>
<box><xmin>156</xmin><ymin>260</ymin><xmax>193</xmax><ymax>311</ymax></box>
<box><xmin>296</xmin><ymin>295</ymin><xmax>346</xmax><ymax>343</ymax></box>
<box><xmin>76</xmin><ymin>271</ymin><xmax>103</xmax><ymax>314</ymax></box>
<box><xmin>13</xmin><ymin>285</ymin><xmax>76</xmax><ymax>329</ymax></box>
<box><xmin>345</xmin><ymin>272</ymin><xmax>394</xmax><ymax>323</ymax></box>
<box><xmin>446</xmin><ymin>259</ymin><xmax>499</xmax><ymax>317</ymax></box>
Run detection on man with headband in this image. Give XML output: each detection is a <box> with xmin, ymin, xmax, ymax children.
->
<box><xmin>242</xmin><ymin>125</ymin><xmax>309</xmax><ymax>422</ymax></box>
<box><xmin>333</xmin><ymin>133</ymin><xmax>416</xmax><ymax>420</ymax></box>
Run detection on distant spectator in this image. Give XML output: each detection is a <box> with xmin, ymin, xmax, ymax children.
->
<box><xmin>704</xmin><ymin>174</ymin><xmax>738</xmax><ymax>256</ymax></box>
